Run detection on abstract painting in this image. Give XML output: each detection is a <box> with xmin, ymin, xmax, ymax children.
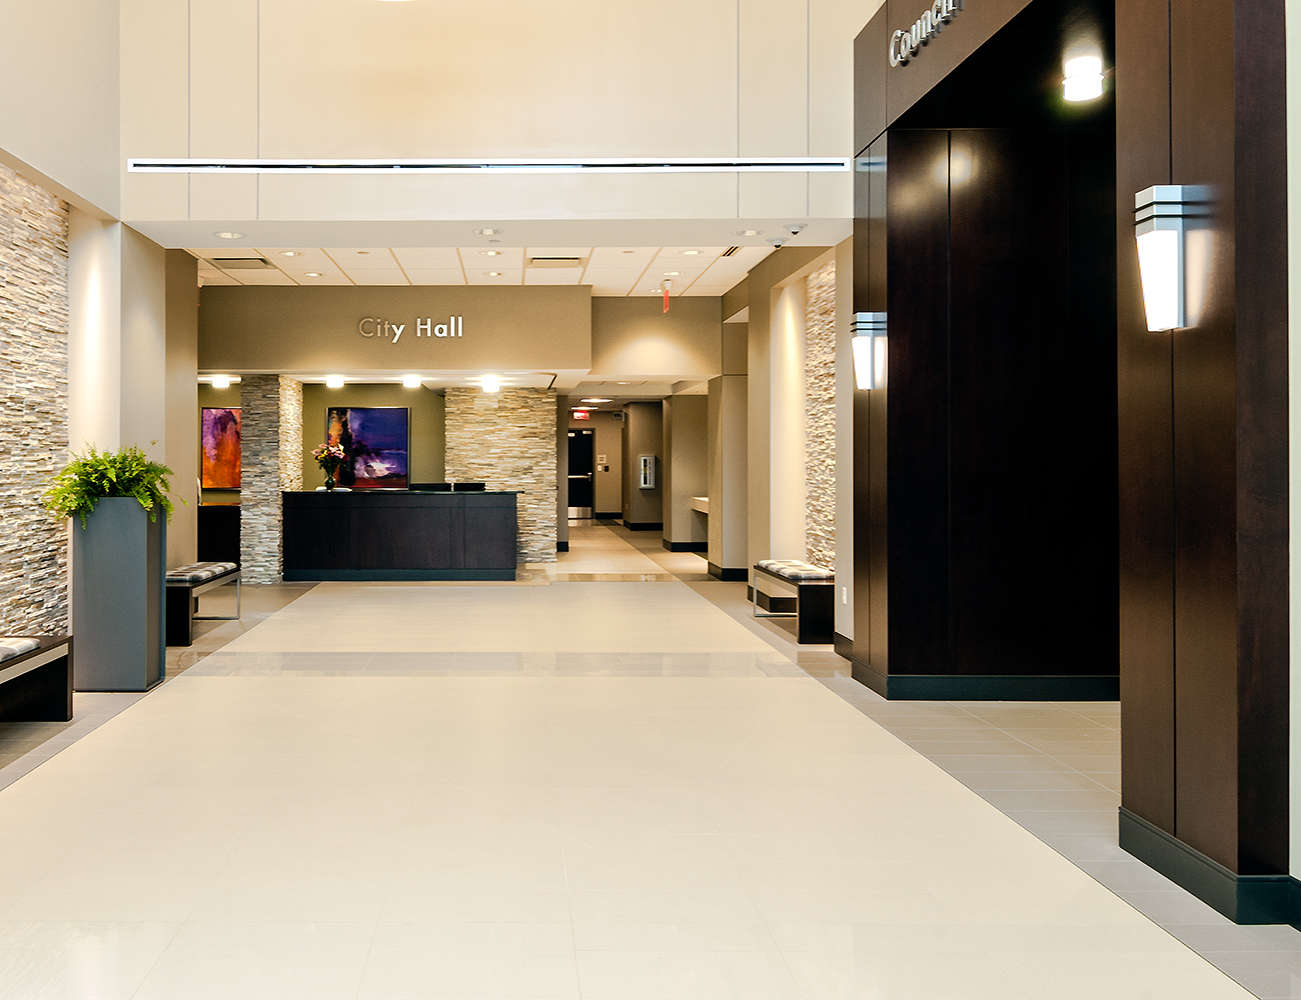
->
<box><xmin>200</xmin><ymin>407</ymin><xmax>242</xmax><ymax>488</ymax></box>
<box><xmin>326</xmin><ymin>406</ymin><xmax>409</xmax><ymax>488</ymax></box>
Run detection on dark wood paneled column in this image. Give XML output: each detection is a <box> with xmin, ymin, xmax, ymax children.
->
<box><xmin>1116</xmin><ymin>0</ymin><xmax>1290</xmax><ymax>923</ymax></box>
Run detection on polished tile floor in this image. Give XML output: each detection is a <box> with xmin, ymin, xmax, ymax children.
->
<box><xmin>0</xmin><ymin>524</ymin><xmax>1289</xmax><ymax>998</ymax></box>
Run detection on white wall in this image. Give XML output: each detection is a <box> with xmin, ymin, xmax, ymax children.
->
<box><xmin>117</xmin><ymin>0</ymin><xmax>879</xmax><ymax>227</ymax></box>
<box><xmin>0</xmin><ymin>0</ymin><xmax>120</xmax><ymax>215</ymax></box>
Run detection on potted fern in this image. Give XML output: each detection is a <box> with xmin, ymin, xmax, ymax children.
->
<box><xmin>44</xmin><ymin>445</ymin><xmax>179</xmax><ymax>691</ymax></box>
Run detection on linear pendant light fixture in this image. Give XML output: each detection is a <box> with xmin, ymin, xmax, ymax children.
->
<box><xmin>128</xmin><ymin>156</ymin><xmax>851</xmax><ymax>175</ymax></box>
<box><xmin>1133</xmin><ymin>185</ymin><xmax>1209</xmax><ymax>332</ymax></box>
<box><xmin>851</xmin><ymin>312</ymin><xmax>888</xmax><ymax>390</ymax></box>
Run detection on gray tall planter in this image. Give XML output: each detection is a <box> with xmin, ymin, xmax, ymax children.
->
<box><xmin>72</xmin><ymin>497</ymin><xmax>165</xmax><ymax>691</ymax></box>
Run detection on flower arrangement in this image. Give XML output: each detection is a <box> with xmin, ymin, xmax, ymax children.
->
<box><xmin>311</xmin><ymin>442</ymin><xmax>348</xmax><ymax>490</ymax></box>
<box><xmin>43</xmin><ymin>444</ymin><xmax>178</xmax><ymax>528</ymax></box>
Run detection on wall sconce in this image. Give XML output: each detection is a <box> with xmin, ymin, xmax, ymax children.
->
<box><xmin>1134</xmin><ymin>185</ymin><xmax>1209</xmax><ymax>331</ymax></box>
<box><xmin>1062</xmin><ymin>55</ymin><xmax>1105</xmax><ymax>101</ymax></box>
<box><xmin>851</xmin><ymin>312</ymin><xmax>888</xmax><ymax>390</ymax></box>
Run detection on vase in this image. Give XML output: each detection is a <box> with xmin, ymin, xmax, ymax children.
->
<box><xmin>71</xmin><ymin>497</ymin><xmax>165</xmax><ymax>691</ymax></box>
<box><xmin>324</xmin><ymin>470</ymin><xmax>336</xmax><ymax>491</ymax></box>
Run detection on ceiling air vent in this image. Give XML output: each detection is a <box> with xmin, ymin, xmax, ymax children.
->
<box><xmin>721</xmin><ymin>246</ymin><xmax>741</xmax><ymax>257</ymax></box>
<box><xmin>528</xmin><ymin>257</ymin><xmax>586</xmax><ymax>269</ymax></box>
<box><xmin>211</xmin><ymin>257</ymin><xmax>275</xmax><ymax>270</ymax></box>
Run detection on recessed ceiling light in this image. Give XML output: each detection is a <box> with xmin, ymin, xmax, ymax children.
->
<box><xmin>482</xmin><ymin>374</ymin><xmax>501</xmax><ymax>394</ymax></box>
<box><xmin>662</xmin><ymin>271</ymin><xmax>682</xmax><ymax>276</ymax></box>
<box><xmin>356</xmin><ymin>250</ymin><xmax>370</xmax><ymax>255</ymax></box>
<box><xmin>581</xmin><ymin>397</ymin><xmax>612</xmax><ymax>403</ymax></box>
<box><xmin>473</xmin><ymin>228</ymin><xmax>504</xmax><ymax>235</ymax></box>
<box><xmin>679</xmin><ymin>250</ymin><xmax>703</xmax><ymax>256</ymax></box>
<box><xmin>480</xmin><ymin>250</ymin><xmax>503</xmax><ymax>256</ymax></box>
<box><xmin>210</xmin><ymin>375</ymin><xmax>232</xmax><ymax>389</ymax></box>
<box><xmin>279</xmin><ymin>250</ymin><xmax>304</xmax><ymax>257</ymax></box>
<box><xmin>325</xmin><ymin>375</ymin><xmax>345</xmax><ymax>389</ymax></box>
<box><xmin>484</xmin><ymin>271</ymin><xmax>504</xmax><ymax>277</ymax></box>
<box><xmin>402</xmin><ymin>375</ymin><xmax>422</xmax><ymax>388</ymax></box>
<box><xmin>622</xmin><ymin>250</ymin><xmax>636</xmax><ymax>254</ymax></box>
<box><xmin>571</xmin><ymin>406</ymin><xmax>596</xmax><ymax>411</ymax></box>
<box><xmin>733</xmin><ymin>229</ymin><xmax>763</xmax><ymax>236</ymax></box>
<box><xmin>213</xmin><ymin>232</ymin><xmax>245</xmax><ymax>239</ymax></box>
<box><xmin>304</xmin><ymin>272</ymin><xmax>325</xmax><ymax>277</ymax></box>
<box><xmin>616</xmin><ymin>382</ymin><xmax>630</xmax><ymax>385</ymax></box>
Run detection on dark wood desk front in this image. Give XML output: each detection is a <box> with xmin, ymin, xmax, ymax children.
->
<box><xmin>282</xmin><ymin>491</ymin><xmax>518</xmax><ymax>581</ymax></box>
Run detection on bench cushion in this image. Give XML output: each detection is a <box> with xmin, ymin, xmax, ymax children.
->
<box><xmin>757</xmin><ymin>559</ymin><xmax>834</xmax><ymax>581</ymax></box>
<box><xmin>0</xmin><ymin>637</ymin><xmax>41</xmax><ymax>663</ymax></box>
<box><xmin>166</xmin><ymin>561</ymin><xmax>238</xmax><ymax>583</ymax></box>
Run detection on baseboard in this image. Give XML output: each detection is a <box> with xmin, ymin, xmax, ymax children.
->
<box><xmin>622</xmin><ymin>521</ymin><xmax>663</xmax><ymax>531</ymax></box>
<box><xmin>848</xmin><ymin>657</ymin><xmax>1119</xmax><ymax>701</ymax></box>
<box><xmin>833</xmin><ymin>632</ymin><xmax>853</xmax><ymax>660</ymax></box>
<box><xmin>1119</xmin><ymin>808</ymin><xmax>1297</xmax><ymax>925</ymax></box>
<box><xmin>708</xmin><ymin>563</ymin><xmax>747</xmax><ymax>582</ymax></box>
<box><xmin>662</xmin><ymin>540</ymin><xmax>708</xmax><ymax>553</ymax></box>
<box><xmin>594</xmin><ymin>511</ymin><xmax>621</xmax><ymax>520</ymax></box>
<box><xmin>556</xmin><ymin>541</ymin><xmax>569</xmax><ymax>552</ymax></box>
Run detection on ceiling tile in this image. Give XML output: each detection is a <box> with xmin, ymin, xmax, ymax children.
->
<box><xmin>523</xmin><ymin>269</ymin><xmax>583</xmax><ymax>285</ymax></box>
<box><xmin>465</xmin><ymin>269</ymin><xmax>524</xmax><ymax>285</ymax></box>
<box><xmin>525</xmin><ymin>247</ymin><xmax>593</xmax><ymax>258</ymax></box>
<box><xmin>405</xmin><ymin>269</ymin><xmax>468</xmax><ymax>285</ymax></box>
<box><xmin>229</xmin><ymin>270</ymin><xmax>298</xmax><ymax>285</ymax></box>
<box><xmin>324</xmin><ymin>248</ymin><xmax>399</xmax><ymax>264</ymax></box>
<box><xmin>587</xmin><ymin>247</ymin><xmax>658</xmax><ymax>265</ymax></box>
<box><xmin>459</xmin><ymin>247</ymin><xmax>524</xmax><ymax>266</ymax></box>
<box><xmin>393</xmin><ymin>250</ymin><xmax>462</xmax><ymax>267</ymax></box>
<box><xmin>347</xmin><ymin>270</ymin><xmax>410</xmax><ymax>285</ymax></box>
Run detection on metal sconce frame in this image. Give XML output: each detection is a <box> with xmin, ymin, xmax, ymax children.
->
<box><xmin>851</xmin><ymin>312</ymin><xmax>888</xmax><ymax>390</ymax></box>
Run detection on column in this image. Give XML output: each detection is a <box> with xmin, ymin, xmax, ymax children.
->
<box><xmin>240</xmin><ymin>374</ymin><xmax>302</xmax><ymax>583</ymax></box>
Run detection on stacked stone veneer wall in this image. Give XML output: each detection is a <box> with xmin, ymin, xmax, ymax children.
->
<box><xmin>805</xmin><ymin>261</ymin><xmax>836</xmax><ymax>571</ymax></box>
<box><xmin>240</xmin><ymin>374</ymin><xmax>303</xmax><ymax>583</ymax></box>
<box><xmin>0</xmin><ymin>164</ymin><xmax>69</xmax><ymax>632</ymax></box>
<box><xmin>444</xmin><ymin>387</ymin><xmax>557</xmax><ymax>562</ymax></box>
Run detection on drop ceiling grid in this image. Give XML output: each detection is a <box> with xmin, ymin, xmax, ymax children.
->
<box><xmin>192</xmin><ymin>244</ymin><xmax>775</xmax><ymax>294</ymax></box>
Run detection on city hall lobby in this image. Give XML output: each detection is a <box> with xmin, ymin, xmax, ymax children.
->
<box><xmin>0</xmin><ymin>0</ymin><xmax>1298</xmax><ymax>997</ymax></box>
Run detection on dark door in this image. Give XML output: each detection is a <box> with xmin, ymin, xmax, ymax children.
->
<box><xmin>567</xmin><ymin>429</ymin><xmax>594</xmax><ymax>517</ymax></box>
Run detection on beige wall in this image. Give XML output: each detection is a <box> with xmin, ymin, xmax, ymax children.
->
<box><xmin>569</xmin><ymin>411</ymin><xmax>625</xmax><ymax>516</ymax></box>
<box><xmin>299</xmin><ymin>384</ymin><xmax>445</xmax><ymax>490</ymax></box>
<box><xmin>707</xmin><ymin>375</ymin><xmax>748</xmax><ymax>574</ymax></box>
<box><xmin>590</xmin><ymin>298</ymin><xmax>723</xmax><ymax>380</ymax></box>
<box><xmin>0</xmin><ymin>0</ymin><xmax>120</xmax><ymax>216</ymax></box>
<box><xmin>198</xmin><ymin>285</ymin><xmax>592</xmax><ymax>378</ymax></box>
<box><xmin>164</xmin><ymin>250</ymin><xmax>199</xmax><ymax>567</ymax></box>
<box><xmin>744</xmin><ymin>247</ymin><xmax>827</xmax><ymax>567</ymax></box>
<box><xmin>622</xmin><ymin>402</ymin><xmax>663</xmax><ymax>527</ymax></box>
<box><xmin>663</xmin><ymin>395</ymin><xmax>709</xmax><ymax>546</ymax></box>
<box><xmin>116</xmin><ymin>0</ymin><xmax>874</xmax><ymax>228</ymax></box>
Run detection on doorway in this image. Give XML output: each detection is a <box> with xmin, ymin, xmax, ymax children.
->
<box><xmin>567</xmin><ymin>428</ymin><xmax>594</xmax><ymax>518</ymax></box>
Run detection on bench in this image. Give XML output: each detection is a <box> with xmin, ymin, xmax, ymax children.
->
<box><xmin>165</xmin><ymin>562</ymin><xmax>241</xmax><ymax>647</ymax></box>
<box><xmin>752</xmin><ymin>559</ymin><xmax>835</xmax><ymax>644</ymax></box>
<box><xmin>0</xmin><ymin>636</ymin><xmax>73</xmax><ymax>721</ymax></box>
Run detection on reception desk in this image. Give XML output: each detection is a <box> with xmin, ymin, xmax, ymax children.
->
<box><xmin>282</xmin><ymin>490</ymin><xmax>518</xmax><ymax>581</ymax></box>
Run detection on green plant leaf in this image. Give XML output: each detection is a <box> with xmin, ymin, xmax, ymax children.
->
<box><xmin>42</xmin><ymin>444</ymin><xmax>182</xmax><ymax>528</ymax></box>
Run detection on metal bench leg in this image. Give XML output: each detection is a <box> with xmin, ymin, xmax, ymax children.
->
<box><xmin>194</xmin><ymin>576</ymin><xmax>242</xmax><ymax>623</ymax></box>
